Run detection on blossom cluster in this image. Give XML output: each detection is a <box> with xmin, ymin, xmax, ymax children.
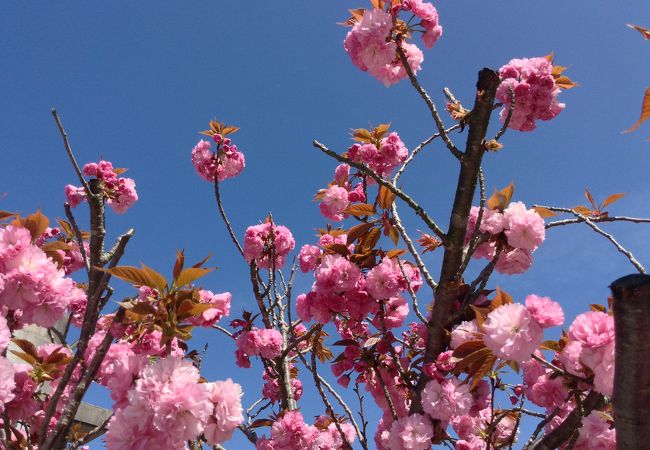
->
<box><xmin>191</xmin><ymin>134</ymin><xmax>245</xmax><ymax>182</ymax></box>
<box><xmin>318</xmin><ymin>164</ymin><xmax>366</xmax><ymax>222</ymax></box>
<box><xmin>343</xmin><ymin>1</ymin><xmax>442</xmax><ymax>86</ymax></box>
<box><xmin>235</xmin><ymin>327</ymin><xmax>283</xmax><ymax>368</ymax></box>
<box><xmin>296</xmin><ymin>248</ymin><xmax>419</xmax><ymax>328</ymax></box>
<box><xmin>347</xmin><ymin>132</ymin><xmax>409</xmax><ymax>178</ymax></box>
<box><xmin>66</xmin><ymin>160</ymin><xmax>138</xmax><ymax>214</ymax></box>
<box><xmin>496</xmin><ymin>57</ymin><xmax>565</xmax><ymax>131</ymax></box>
<box><xmin>0</xmin><ymin>225</ymin><xmax>85</xmax><ymax>328</ymax></box>
<box><xmin>243</xmin><ymin>221</ymin><xmax>296</xmax><ymax>269</ymax></box>
<box><xmin>256</xmin><ymin>411</ymin><xmax>356</xmax><ymax>450</ymax></box>
<box><xmin>105</xmin><ymin>356</ymin><xmax>243</xmax><ymax>449</ymax></box>
<box><xmin>466</xmin><ymin>201</ymin><xmax>545</xmax><ymax>275</ymax></box>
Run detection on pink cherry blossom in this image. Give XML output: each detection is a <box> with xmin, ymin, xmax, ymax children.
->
<box><xmin>0</xmin><ymin>357</ymin><xmax>15</xmax><ymax>413</ymax></box>
<box><xmin>422</xmin><ymin>376</ymin><xmax>473</xmax><ymax>422</ymax></box>
<box><xmin>483</xmin><ymin>303</ymin><xmax>543</xmax><ymax>363</ymax></box>
<box><xmin>525</xmin><ymin>294</ymin><xmax>564</xmax><ymax>328</ymax></box>
<box><xmin>388</xmin><ymin>413</ymin><xmax>434</xmax><ymax>450</ymax></box>
<box><xmin>496</xmin><ymin>57</ymin><xmax>565</xmax><ymax>131</ymax></box>
<box><xmin>298</xmin><ymin>244</ymin><xmax>321</xmax><ymax>273</ymax></box>
<box><xmin>503</xmin><ymin>201</ymin><xmax>545</xmax><ymax>252</ymax></box>
<box><xmin>243</xmin><ymin>222</ymin><xmax>295</xmax><ymax>269</ymax></box>
<box><xmin>494</xmin><ymin>248</ymin><xmax>533</xmax><ymax>275</ymax></box>
<box><xmin>568</xmin><ymin>311</ymin><xmax>614</xmax><ymax>348</ymax></box>
<box><xmin>204</xmin><ymin>378</ymin><xmax>244</xmax><ymax>445</ymax></box>
<box><xmin>187</xmin><ymin>289</ymin><xmax>231</xmax><ymax>327</ymax></box>
<box><xmin>320</xmin><ymin>185</ymin><xmax>350</xmax><ymax>222</ymax></box>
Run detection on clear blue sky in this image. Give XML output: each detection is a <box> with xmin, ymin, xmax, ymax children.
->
<box><xmin>1</xmin><ymin>1</ymin><xmax>649</xmax><ymax>448</ymax></box>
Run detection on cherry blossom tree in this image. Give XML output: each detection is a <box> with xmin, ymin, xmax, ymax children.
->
<box><xmin>2</xmin><ymin>1</ymin><xmax>650</xmax><ymax>449</ymax></box>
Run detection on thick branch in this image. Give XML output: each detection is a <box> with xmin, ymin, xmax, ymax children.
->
<box><xmin>410</xmin><ymin>68</ymin><xmax>500</xmax><ymax>414</ymax></box>
<box><xmin>529</xmin><ymin>391</ymin><xmax>606</xmax><ymax>450</ymax></box>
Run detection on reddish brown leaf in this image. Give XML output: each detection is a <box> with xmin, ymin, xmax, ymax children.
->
<box><xmin>487</xmin><ymin>182</ymin><xmax>515</xmax><ymax>211</ymax></box>
<box><xmin>590</xmin><ymin>303</ymin><xmax>607</xmax><ymax>313</ymax></box>
<box><xmin>0</xmin><ymin>211</ymin><xmax>17</xmax><ymax>221</ymax></box>
<box><xmin>624</xmin><ymin>88</ymin><xmax>650</xmax><ymax>133</ymax></box>
<box><xmin>452</xmin><ymin>339</ymin><xmax>486</xmax><ymax>359</ymax></box>
<box><xmin>358</xmin><ymin>227</ymin><xmax>381</xmax><ymax>252</ymax></box>
<box><xmin>11</xmin><ymin>338</ymin><xmax>39</xmax><ymax>359</ymax></box>
<box><xmin>417</xmin><ymin>232</ymin><xmax>442</xmax><ymax>253</ymax></box>
<box><xmin>554</xmin><ymin>75</ymin><xmax>577</xmax><ymax>90</ymax></box>
<box><xmin>173</xmin><ymin>249</ymin><xmax>185</xmax><ymax>280</ymax></box>
<box><xmin>572</xmin><ymin>205</ymin><xmax>593</xmax><ymax>216</ymax></box>
<box><xmin>343</xmin><ymin>203</ymin><xmax>376</xmax><ymax>217</ymax></box>
<box><xmin>584</xmin><ymin>188</ymin><xmax>596</xmax><ymax>209</ymax></box>
<box><xmin>385</xmin><ymin>248</ymin><xmax>406</xmax><ymax>259</ymax></box>
<box><xmin>627</xmin><ymin>23</ymin><xmax>650</xmax><ymax>40</ymax></box>
<box><xmin>23</xmin><ymin>210</ymin><xmax>49</xmax><ymax>241</ymax></box>
<box><xmin>602</xmin><ymin>193</ymin><xmax>626</xmax><ymax>208</ymax></box>
<box><xmin>532</xmin><ymin>206</ymin><xmax>558</xmax><ymax>218</ymax></box>
<box><xmin>105</xmin><ymin>266</ymin><xmax>164</xmax><ymax>290</ymax></box>
<box><xmin>322</xmin><ymin>243</ymin><xmax>351</xmax><ymax>257</ymax></box>
<box><xmin>540</xmin><ymin>340</ymin><xmax>562</xmax><ymax>352</ymax></box>
<box><xmin>41</xmin><ymin>241</ymin><xmax>71</xmax><ymax>252</ymax></box>
<box><xmin>175</xmin><ymin>267</ymin><xmax>213</xmax><ymax>288</ymax></box>
<box><xmin>377</xmin><ymin>185</ymin><xmax>396</xmax><ymax>209</ymax></box>
<box><xmin>346</xmin><ymin>222</ymin><xmax>375</xmax><ymax>245</ymax></box>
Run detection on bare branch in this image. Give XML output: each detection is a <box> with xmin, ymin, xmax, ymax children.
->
<box><xmin>536</xmin><ymin>205</ymin><xmax>646</xmax><ymax>274</ymax></box>
<box><xmin>51</xmin><ymin>109</ymin><xmax>92</xmax><ymax>197</ymax></box>
<box><xmin>393</xmin><ymin>124</ymin><xmax>462</xmax><ymax>184</ymax></box>
<box><xmin>395</xmin><ymin>45</ymin><xmax>461</xmax><ymax>159</ymax></box>
<box><xmin>214</xmin><ymin>178</ymin><xmax>245</xmax><ymax>258</ymax></box>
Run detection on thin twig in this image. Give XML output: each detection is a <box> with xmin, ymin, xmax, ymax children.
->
<box><xmin>305</xmin><ymin>329</ymin><xmax>354</xmax><ymax>450</ymax></box>
<box><xmin>313</xmin><ymin>140</ymin><xmax>447</xmax><ymax>241</ymax></box>
<box><xmin>397</xmin><ymin>258</ymin><xmax>428</xmax><ymax>324</ymax></box>
<box><xmin>64</xmin><ymin>203</ymin><xmax>90</xmax><ymax>273</ymax></box>
<box><xmin>536</xmin><ymin>205</ymin><xmax>646</xmax><ymax>274</ymax></box>
<box><xmin>395</xmin><ymin>45</ymin><xmax>461</xmax><ymax>158</ymax></box>
<box><xmin>214</xmin><ymin>177</ymin><xmax>245</xmax><ymax>257</ymax></box>
<box><xmin>493</xmin><ymin>87</ymin><xmax>514</xmax><ymax>141</ymax></box>
<box><xmin>391</xmin><ymin>202</ymin><xmax>438</xmax><ymax>291</ymax></box>
<box><xmin>51</xmin><ymin>109</ymin><xmax>92</xmax><ymax>196</ymax></box>
<box><xmin>546</xmin><ymin>215</ymin><xmax>650</xmax><ymax>228</ymax></box>
<box><xmin>393</xmin><ymin>124</ymin><xmax>462</xmax><ymax>184</ymax></box>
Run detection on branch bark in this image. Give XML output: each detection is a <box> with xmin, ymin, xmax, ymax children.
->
<box><xmin>410</xmin><ymin>68</ymin><xmax>501</xmax><ymax>413</ymax></box>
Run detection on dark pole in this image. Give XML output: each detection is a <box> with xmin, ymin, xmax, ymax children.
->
<box><xmin>610</xmin><ymin>274</ymin><xmax>650</xmax><ymax>450</ymax></box>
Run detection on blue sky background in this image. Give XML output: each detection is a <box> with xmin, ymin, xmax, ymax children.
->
<box><xmin>1</xmin><ymin>1</ymin><xmax>650</xmax><ymax>448</ymax></box>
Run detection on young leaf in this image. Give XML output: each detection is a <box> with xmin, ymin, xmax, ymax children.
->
<box><xmin>377</xmin><ymin>185</ymin><xmax>396</xmax><ymax>209</ymax></box>
<box><xmin>173</xmin><ymin>249</ymin><xmax>185</xmax><ymax>281</ymax></box>
<box><xmin>343</xmin><ymin>203</ymin><xmax>376</xmax><ymax>217</ymax></box>
<box><xmin>623</xmin><ymin>87</ymin><xmax>650</xmax><ymax>133</ymax></box>
<box><xmin>385</xmin><ymin>248</ymin><xmax>406</xmax><ymax>259</ymax></box>
<box><xmin>532</xmin><ymin>206</ymin><xmax>558</xmax><ymax>218</ymax></box>
<box><xmin>572</xmin><ymin>205</ymin><xmax>593</xmax><ymax>216</ymax></box>
<box><xmin>602</xmin><ymin>193</ymin><xmax>626</xmax><ymax>208</ymax></box>
<box><xmin>175</xmin><ymin>267</ymin><xmax>214</xmax><ymax>288</ymax></box>
<box><xmin>141</xmin><ymin>264</ymin><xmax>167</xmax><ymax>292</ymax></box>
<box><xmin>627</xmin><ymin>23</ymin><xmax>650</xmax><ymax>40</ymax></box>
<box><xmin>584</xmin><ymin>188</ymin><xmax>596</xmax><ymax>209</ymax></box>
<box><xmin>0</xmin><ymin>211</ymin><xmax>17</xmax><ymax>221</ymax></box>
<box><xmin>554</xmin><ymin>76</ymin><xmax>577</xmax><ymax>90</ymax></box>
<box><xmin>23</xmin><ymin>210</ymin><xmax>50</xmax><ymax>241</ymax></box>
<box><xmin>487</xmin><ymin>182</ymin><xmax>515</xmax><ymax>211</ymax></box>
<box><xmin>346</xmin><ymin>222</ymin><xmax>375</xmax><ymax>245</ymax></box>
<box><xmin>105</xmin><ymin>266</ymin><xmax>163</xmax><ymax>290</ymax></box>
